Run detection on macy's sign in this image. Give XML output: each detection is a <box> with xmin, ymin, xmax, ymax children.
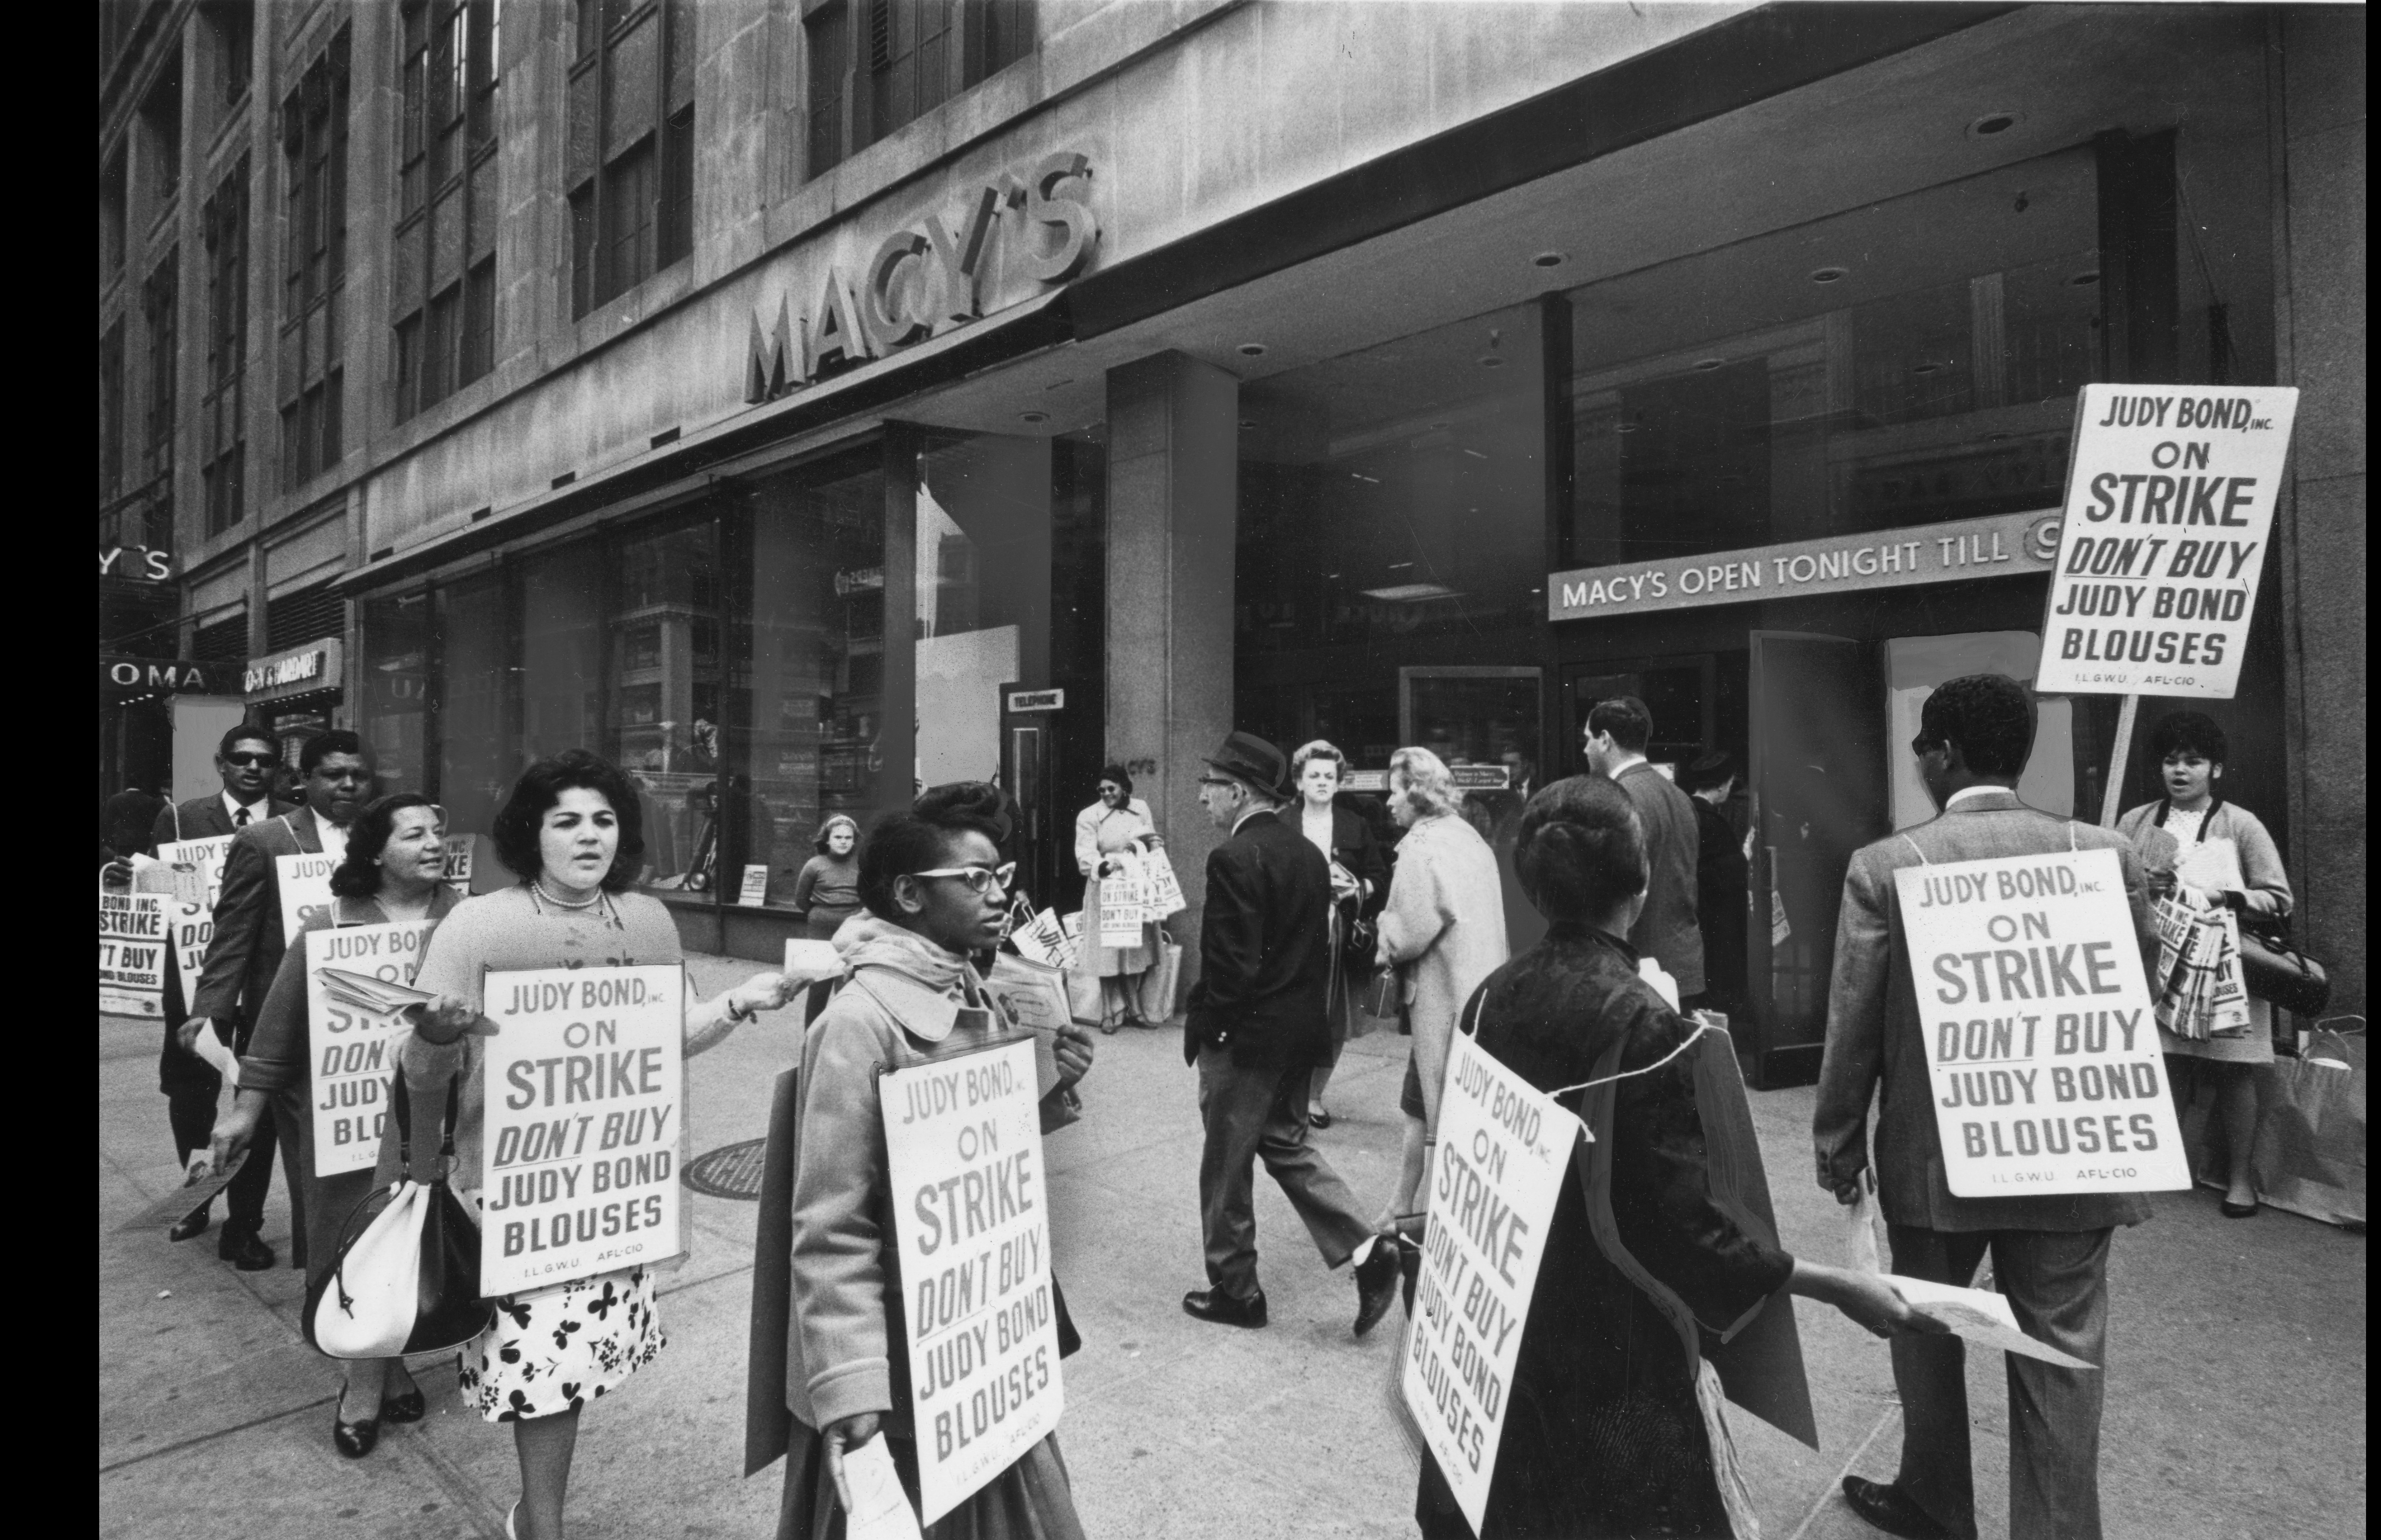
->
<box><xmin>744</xmin><ymin>151</ymin><xmax>1098</xmax><ymax>402</ymax></box>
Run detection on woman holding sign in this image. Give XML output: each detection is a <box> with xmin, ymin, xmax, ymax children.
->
<box><xmin>400</xmin><ymin>750</ymin><xmax>801</xmax><ymax>1540</ymax></box>
<box><xmin>778</xmin><ymin>799</ymin><xmax>1095</xmax><ymax>1539</ymax></box>
<box><xmin>2118</xmin><ymin>711</ymin><xmax>2293</xmax><ymax>1217</ymax></box>
<box><xmin>1414</xmin><ymin>776</ymin><xmax>1932</xmax><ymax>1540</ymax></box>
<box><xmin>211</xmin><ymin>793</ymin><xmax>456</xmax><ymax>1457</ymax></box>
<box><xmin>1074</xmin><ymin>765</ymin><xmax>1162</xmax><ymax>1031</ymax></box>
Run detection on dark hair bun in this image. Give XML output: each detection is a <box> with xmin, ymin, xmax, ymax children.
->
<box><xmin>1514</xmin><ymin>775</ymin><xmax>1648</xmax><ymax>922</ymax></box>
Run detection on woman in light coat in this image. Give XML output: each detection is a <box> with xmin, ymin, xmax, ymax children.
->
<box><xmin>1375</xmin><ymin>745</ymin><xmax>1509</xmax><ymax>1229</ymax></box>
<box><xmin>1074</xmin><ymin>764</ymin><xmax>1163</xmax><ymax>1031</ymax></box>
<box><xmin>2117</xmin><ymin>710</ymin><xmax>2293</xmax><ymax>1217</ymax></box>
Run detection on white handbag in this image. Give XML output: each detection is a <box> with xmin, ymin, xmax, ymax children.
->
<box><xmin>310</xmin><ymin>1182</ymin><xmax>436</xmax><ymax>1359</ymax></box>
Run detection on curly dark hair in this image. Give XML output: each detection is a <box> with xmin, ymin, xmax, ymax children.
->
<box><xmin>1515</xmin><ymin>775</ymin><xmax>1648</xmax><ymax>924</ymax></box>
<box><xmin>2148</xmin><ymin>709</ymin><xmax>2228</xmax><ymax>767</ymax></box>
<box><xmin>329</xmin><ymin>794</ymin><xmax>444</xmax><ymax>898</ymax></box>
<box><xmin>859</xmin><ymin>802</ymin><xmax>1004</xmax><ymax>922</ymax></box>
<box><xmin>1096</xmin><ymin>764</ymin><xmax>1134</xmax><ymax>798</ymax></box>
<box><xmin>1917</xmin><ymin>673</ymin><xmax>2037</xmax><ymax>778</ymax></box>
<box><xmin>491</xmin><ymin>749</ymin><xmax>646</xmax><ymax>892</ymax></box>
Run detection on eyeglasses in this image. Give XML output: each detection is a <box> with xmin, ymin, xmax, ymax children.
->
<box><xmin>909</xmin><ymin>862</ymin><xmax>1018</xmax><ymax>896</ymax></box>
<box><xmin>223</xmin><ymin>752</ymin><xmax>277</xmax><ymax>768</ymax></box>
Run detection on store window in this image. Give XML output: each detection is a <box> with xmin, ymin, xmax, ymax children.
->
<box><xmin>718</xmin><ymin>447</ymin><xmax>889</xmax><ymax>910</ymax></box>
<box><xmin>802</xmin><ymin>0</ymin><xmax>1033</xmax><ymax>179</ymax></box>
<box><xmin>394</xmin><ymin>0</ymin><xmax>500</xmax><ymax>421</ymax></box>
<box><xmin>566</xmin><ymin>0</ymin><xmax>694</xmax><ymax>319</ymax></box>
<box><xmin>202</xmin><ymin>160</ymin><xmax>250</xmax><ymax>535</ymax></box>
<box><xmin>436</xmin><ymin>571</ymin><xmax>513</xmax><ymax>839</ymax></box>
<box><xmin>1565</xmin><ymin>148</ymin><xmax>2104</xmax><ymax>567</ymax></box>
<box><xmin>359</xmin><ymin>591</ymin><xmax>432</xmax><ymax>797</ymax></box>
<box><xmin>1236</xmin><ymin>302</ymin><xmax>1548</xmax><ymax>790</ymax></box>
<box><xmin>279</xmin><ymin>31</ymin><xmax>350</xmax><ymax>489</ymax></box>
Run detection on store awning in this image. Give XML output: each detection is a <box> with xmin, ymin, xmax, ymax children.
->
<box><xmin>332</xmin><ymin>287</ymin><xmax>1074</xmax><ymax>595</ymax></box>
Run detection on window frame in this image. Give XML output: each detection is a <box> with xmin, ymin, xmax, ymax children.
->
<box><xmin>201</xmin><ymin>160</ymin><xmax>250</xmax><ymax>537</ymax></box>
<box><xmin>802</xmin><ymin>0</ymin><xmax>1032</xmax><ymax>180</ymax></box>
<box><xmin>278</xmin><ymin>31</ymin><xmax>351</xmax><ymax>489</ymax></box>
<box><xmin>565</xmin><ymin>0</ymin><xmax>694</xmax><ymax>319</ymax></box>
<box><xmin>394</xmin><ymin>0</ymin><xmax>500</xmax><ymax>423</ymax></box>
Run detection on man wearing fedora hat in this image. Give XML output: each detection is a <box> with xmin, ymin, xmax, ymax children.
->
<box><xmin>1181</xmin><ymin>730</ymin><xmax>1400</xmax><ymax>1335</ymax></box>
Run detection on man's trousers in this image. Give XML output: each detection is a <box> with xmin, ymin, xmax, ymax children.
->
<box><xmin>1196</xmin><ymin>1045</ymin><xmax>1374</xmax><ymax>1300</ymax></box>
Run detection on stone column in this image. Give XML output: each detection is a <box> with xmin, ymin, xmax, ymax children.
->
<box><xmin>2274</xmin><ymin>7</ymin><xmax>2367</xmax><ymax>1018</ymax></box>
<box><xmin>1105</xmin><ymin>352</ymin><xmax>1238</xmax><ymax>987</ymax></box>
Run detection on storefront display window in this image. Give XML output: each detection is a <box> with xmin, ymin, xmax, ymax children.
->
<box><xmin>1236</xmin><ymin>301</ymin><xmax>1546</xmax><ymax>779</ymax></box>
<box><xmin>438</xmin><ymin>571</ymin><xmax>512</xmax><ymax>839</ymax></box>
<box><xmin>358</xmin><ymin>591</ymin><xmax>430</xmax><ymax>796</ymax></box>
<box><xmin>720</xmin><ymin>447</ymin><xmax>888</xmax><ymax>910</ymax></box>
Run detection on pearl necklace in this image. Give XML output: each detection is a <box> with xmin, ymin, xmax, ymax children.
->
<box><xmin>533</xmin><ymin>878</ymin><xmax>605</xmax><ymax>912</ymax></box>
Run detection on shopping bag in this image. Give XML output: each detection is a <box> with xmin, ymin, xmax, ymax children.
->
<box><xmin>1137</xmin><ymin>935</ymin><xmax>1184</xmax><ymax>1023</ymax></box>
<box><xmin>2249</xmin><ymin>1023</ymin><xmax>2367</xmax><ymax>1227</ymax></box>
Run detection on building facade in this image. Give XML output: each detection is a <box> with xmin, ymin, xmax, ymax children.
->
<box><xmin>100</xmin><ymin>1</ymin><xmax>2366</xmax><ymax>1074</ymax></box>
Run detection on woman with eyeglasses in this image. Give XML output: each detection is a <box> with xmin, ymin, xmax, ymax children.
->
<box><xmin>1075</xmin><ymin>764</ymin><xmax>1165</xmax><ymax>1031</ymax></box>
<box><xmin>397</xmin><ymin>750</ymin><xmax>805</xmax><ymax>1540</ymax></box>
<box><xmin>774</xmin><ymin>798</ymin><xmax>1095</xmax><ymax>1539</ymax></box>
<box><xmin>208</xmin><ymin>793</ymin><xmax>457</xmax><ymax>1459</ymax></box>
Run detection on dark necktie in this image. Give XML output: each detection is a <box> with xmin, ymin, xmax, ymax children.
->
<box><xmin>234</xmin><ymin>806</ymin><xmax>250</xmax><ymax>827</ymax></box>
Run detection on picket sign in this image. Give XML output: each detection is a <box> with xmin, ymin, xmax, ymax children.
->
<box><xmin>276</xmin><ymin>850</ymin><xmax>340</xmax><ymax>944</ymax></box>
<box><xmin>305</xmin><ymin>920</ymin><xmax>437</xmax><ymax>1176</ymax></box>
<box><xmin>2031</xmin><ymin>384</ymin><xmax>2299</xmax><ymax>823</ymax></box>
<box><xmin>479</xmin><ymin>964</ymin><xmax>687</xmax><ymax>1296</ymax></box>
<box><xmin>101</xmin><ymin>886</ymin><xmax>169</xmax><ymax>1019</ymax></box>
<box><xmin>880</xmin><ymin>1038</ymin><xmax>1062</xmax><ymax>1525</ymax></box>
<box><xmin>1894</xmin><ymin>847</ymin><xmax>2190</xmax><ymax>1196</ymax></box>
<box><xmin>158</xmin><ymin>835</ymin><xmax>236</xmax><ymax>982</ymax></box>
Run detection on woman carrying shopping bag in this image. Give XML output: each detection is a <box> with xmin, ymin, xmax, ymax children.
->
<box><xmin>2117</xmin><ymin>710</ymin><xmax>2293</xmax><ymax>1217</ymax></box>
<box><xmin>1074</xmin><ymin>765</ymin><xmax>1163</xmax><ymax>1032</ymax></box>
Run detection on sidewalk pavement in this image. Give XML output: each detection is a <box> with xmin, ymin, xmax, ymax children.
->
<box><xmin>101</xmin><ymin>954</ymin><xmax>2366</xmax><ymax>1539</ymax></box>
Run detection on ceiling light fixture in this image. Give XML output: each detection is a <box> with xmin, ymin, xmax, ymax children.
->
<box><xmin>1810</xmin><ymin>266</ymin><xmax>1849</xmax><ymax>285</ymax></box>
<box><xmin>1692</xmin><ymin>357</ymin><xmax>1726</xmax><ymax>372</ymax></box>
<box><xmin>1531</xmin><ymin>251</ymin><xmax>1566</xmax><ymax>269</ymax></box>
<box><xmin>1966</xmin><ymin>110</ymin><xmax>2021</xmax><ymax>139</ymax></box>
<box><xmin>2069</xmin><ymin>270</ymin><xmax>2101</xmax><ymax>286</ymax></box>
<box><xmin>1239</xmin><ymin>418</ymin><xmax>1257</xmax><ymax>431</ymax></box>
<box><xmin>1360</xmin><ymin>582</ymin><xmax>1463</xmax><ymax>603</ymax></box>
<box><xmin>1237</xmin><ymin>343</ymin><xmax>1267</xmax><ymax>357</ymax></box>
<box><xmin>1019</xmin><ymin>410</ymin><xmax>1049</xmax><ymax>425</ymax></box>
<box><xmin>1462</xmin><ymin>448</ymin><xmax>1488</xmax><ymax>460</ymax></box>
<box><xmin>1351</xmin><ymin>472</ymin><xmax>1380</xmax><ymax>484</ymax></box>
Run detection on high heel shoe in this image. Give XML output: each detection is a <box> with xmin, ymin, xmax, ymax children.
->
<box><xmin>331</xmin><ymin>1396</ymin><xmax>381</xmax><ymax>1459</ymax></box>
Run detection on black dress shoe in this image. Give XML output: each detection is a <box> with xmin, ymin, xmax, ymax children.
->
<box><xmin>1307</xmin><ymin>1107</ymin><xmax>1333</xmax><ymax>1130</ymax></box>
<box><xmin>2220</xmin><ymin>1197</ymin><xmax>2260</xmax><ymax>1218</ymax></box>
<box><xmin>167</xmin><ymin>1206</ymin><xmax>211</xmax><ymax>1243</ymax></box>
<box><xmin>381</xmin><ymin>1386</ymin><xmax>427</xmax><ymax>1423</ymax></box>
<box><xmin>332</xmin><ymin>1403</ymin><xmax>381</xmax><ymax>1459</ymax></box>
<box><xmin>1181</xmin><ymin>1287</ymin><xmax>1268</xmax><ymax>1328</ymax></box>
<box><xmin>218</xmin><ymin>1230</ymin><xmax>275</xmax><ymax>1271</ymax></box>
<box><xmin>1353</xmin><ymin>1241</ymin><xmax>1400</xmax><ymax>1337</ymax></box>
<box><xmin>1841</xmin><ymin>1476</ymin><xmax>1956</xmax><ymax>1540</ymax></box>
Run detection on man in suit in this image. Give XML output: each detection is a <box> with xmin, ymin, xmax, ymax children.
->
<box><xmin>1180</xmin><ymin>731</ymin><xmax>1399</xmax><ymax>1335</ymax></box>
<box><xmin>1582</xmin><ymin>695</ymin><xmax>1706</xmax><ymax>1001</ymax></box>
<box><xmin>151</xmin><ymin>724</ymin><xmax>295</xmax><ymax>1245</ymax></box>
<box><xmin>1682</xmin><ymin>749</ymin><xmax>1751</xmax><ymax>1021</ymax></box>
<box><xmin>182</xmin><ymin>729</ymin><xmax>374</xmax><ymax>1270</ymax></box>
<box><xmin>1814</xmin><ymin>674</ymin><xmax>2154</xmax><ymax>1540</ymax></box>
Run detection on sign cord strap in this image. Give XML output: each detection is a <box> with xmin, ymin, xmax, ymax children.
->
<box><xmin>1547</xmin><ymin>1017</ymin><xmax>1722</xmax><ymax>1099</ymax></box>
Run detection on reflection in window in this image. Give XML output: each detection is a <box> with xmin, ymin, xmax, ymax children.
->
<box><xmin>611</xmin><ymin>522</ymin><xmax>721</xmax><ymax>893</ymax></box>
<box><xmin>1236</xmin><ymin>304</ymin><xmax>1545</xmax><ymax>777</ymax></box>
<box><xmin>724</xmin><ymin>450</ymin><xmax>888</xmax><ymax>908</ymax></box>
<box><xmin>1569</xmin><ymin>147</ymin><xmax>2102</xmax><ymax>566</ymax></box>
<box><xmin>359</xmin><ymin>591</ymin><xmax>432</xmax><ymax>796</ymax></box>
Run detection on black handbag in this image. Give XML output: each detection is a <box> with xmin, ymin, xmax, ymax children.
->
<box><xmin>2235</xmin><ymin>910</ymin><xmax>2332</xmax><ymax>1019</ymax></box>
<box><xmin>302</xmin><ymin>1073</ymin><xmax>492</xmax><ymax>1358</ymax></box>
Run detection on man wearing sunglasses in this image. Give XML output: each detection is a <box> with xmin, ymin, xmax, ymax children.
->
<box><xmin>182</xmin><ymin>729</ymin><xmax>375</xmax><ymax>1271</ymax></box>
<box><xmin>1180</xmin><ymin>731</ymin><xmax>1399</xmax><ymax>1336</ymax></box>
<box><xmin>149</xmin><ymin>726</ymin><xmax>298</xmax><ymax>1247</ymax></box>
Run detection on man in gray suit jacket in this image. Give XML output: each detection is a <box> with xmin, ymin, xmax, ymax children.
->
<box><xmin>1814</xmin><ymin>675</ymin><xmax>2154</xmax><ymax>1540</ymax></box>
<box><xmin>183</xmin><ymin>730</ymin><xmax>374</xmax><ymax>1270</ymax></box>
<box><xmin>151</xmin><ymin>723</ymin><xmax>294</xmax><ymax>1245</ymax></box>
<box><xmin>1583</xmin><ymin>695</ymin><xmax>1705</xmax><ymax>998</ymax></box>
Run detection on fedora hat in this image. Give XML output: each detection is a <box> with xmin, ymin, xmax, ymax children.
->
<box><xmin>1201</xmin><ymin>731</ymin><xmax>1294</xmax><ymax>801</ymax></box>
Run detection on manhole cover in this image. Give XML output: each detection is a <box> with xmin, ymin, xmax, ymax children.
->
<box><xmin>682</xmin><ymin>1139</ymin><xmax>769</xmax><ymax>1199</ymax></box>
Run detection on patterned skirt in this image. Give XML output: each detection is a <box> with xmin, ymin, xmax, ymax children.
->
<box><xmin>457</xmin><ymin>1265</ymin><xmax>667</xmax><ymax>1422</ymax></box>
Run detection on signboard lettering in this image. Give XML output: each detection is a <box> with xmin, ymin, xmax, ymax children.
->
<box><xmin>1547</xmin><ymin>508</ymin><xmax>2059</xmax><ymax>622</ymax></box>
<box><xmin>746</xmin><ymin>153</ymin><xmax>1098</xmax><ymax>401</ymax></box>
<box><xmin>2034</xmin><ymin>384</ymin><xmax>2298</xmax><ymax>698</ymax></box>
<box><xmin>306</xmin><ymin>921</ymin><xmax>436</xmax><ymax>1176</ymax></box>
<box><xmin>1401</xmin><ymin>1033</ymin><xmax>1575</xmax><ymax>1534</ymax></box>
<box><xmin>101</xmin><ymin>891</ymin><xmax>169</xmax><ymax>1018</ymax></box>
<box><xmin>275</xmin><ymin>852</ymin><xmax>340</xmax><ymax>945</ymax></box>
<box><xmin>159</xmin><ymin>835</ymin><xmax>236</xmax><ymax>981</ymax></box>
<box><xmin>480</xmin><ymin>964</ymin><xmax>687</xmax><ymax>1295</ymax></box>
<box><xmin>881</xmin><ymin>1038</ymin><xmax>1062</xmax><ymax>1525</ymax></box>
<box><xmin>1893</xmin><ymin>848</ymin><xmax>2187</xmax><ymax>1195</ymax></box>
